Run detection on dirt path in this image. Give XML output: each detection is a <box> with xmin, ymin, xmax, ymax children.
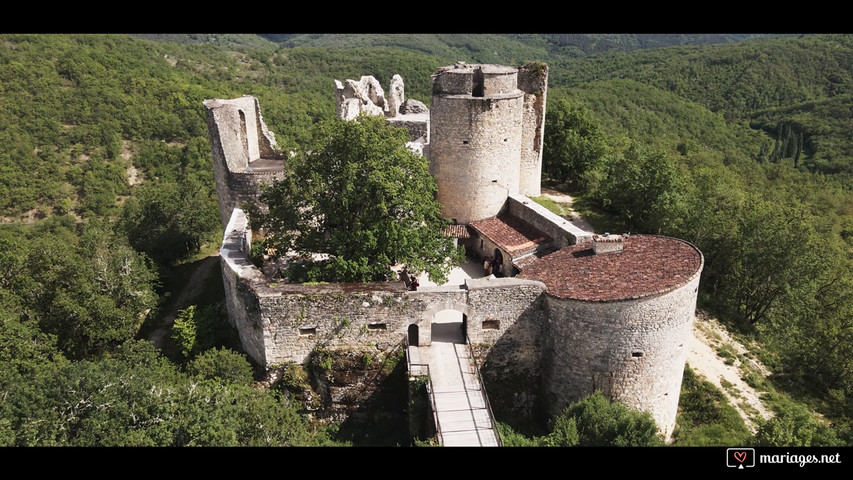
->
<box><xmin>539</xmin><ymin>187</ymin><xmax>597</xmax><ymax>233</ymax></box>
<box><xmin>146</xmin><ymin>254</ymin><xmax>221</xmax><ymax>349</ymax></box>
<box><xmin>687</xmin><ymin>312</ymin><xmax>773</xmax><ymax>432</ymax></box>
<box><xmin>537</xmin><ymin>187</ymin><xmax>772</xmax><ymax>431</ymax></box>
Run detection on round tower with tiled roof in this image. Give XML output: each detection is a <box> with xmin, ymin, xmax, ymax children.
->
<box><xmin>520</xmin><ymin>234</ymin><xmax>704</xmax><ymax>440</ymax></box>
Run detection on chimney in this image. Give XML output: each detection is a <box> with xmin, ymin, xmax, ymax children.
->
<box><xmin>592</xmin><ymin>233</ymin><xmax>625</xmax><ymax>255</ymax></box>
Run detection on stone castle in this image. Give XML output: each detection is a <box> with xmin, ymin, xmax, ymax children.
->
<box><xmin>203</xmin><ymin>62</ymin><xmax>703</xmax><ymax>439</ymax></box>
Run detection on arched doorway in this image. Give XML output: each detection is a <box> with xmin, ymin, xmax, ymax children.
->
<box><xmin>430</xmin><ymin>309</ymin><xmax>467</xmax><ymax>344</ymax></box>
<box><xmin>408</xmin><ymin>323</ymin><xmax>419</xmax><ymax>346</ymax></box>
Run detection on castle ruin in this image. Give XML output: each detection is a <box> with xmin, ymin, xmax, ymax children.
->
<box><xmin>204</xmin><ymin>63</ymin><xmax>703</xmax><ymax>439</ymax></box>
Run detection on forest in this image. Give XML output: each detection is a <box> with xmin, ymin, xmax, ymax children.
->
<box><xmin>1</xmin><ymin>33</ymin><xmax>852</xmax><ymax>447</ymax></box>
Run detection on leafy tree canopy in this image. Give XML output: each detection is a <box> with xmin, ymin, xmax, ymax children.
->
<box><xmin>545</xmin><ymin>390</ymin><xmax>663</xmax><ymax>447</ymax></box>
<box><xmin>542</xmin><ymin>98</ymin><xmax>608</xmax><ymax>189</ymax></box>
<box><xmin>249</xmin><ymin>115</ymin><xmax>461</xmax><ymax>284</ymax></box>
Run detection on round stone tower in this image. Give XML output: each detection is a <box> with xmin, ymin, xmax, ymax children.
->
<box><xmin>429</xmin><ymin>64</ymin><xmax>526</xmax><ymax>224</ymax></box>
<box><xmin>520</xmin><ymin>234</ymin><xmax>704</xmax><ymax>440</ymax></box>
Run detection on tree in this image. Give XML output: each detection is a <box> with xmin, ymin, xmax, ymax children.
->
<box><xmin>120</xmin><ymin>177</ymin><xmax>220</xmax><ymax>266</ymax></box>
<box><xmin>542</xmin><ymin>98</ymin><xmax>608</xmax><ymax>189</ymax></box>
<box><xmin>544</xmin><ymin>391</ymin><xmax>662</xmax><ymax>446</ymax></box>
<box><xmin>249</xmin><ymin>115</ymin><xmax>461</xmax><ymax>283</ymax></box>
<box><xmin>755</xmin><ymin>401</ymin><xmax>840</xmax><ymax>446</ymax></box>
<box><xmin>17</xmin><ymin>221</ymin><xmax>159</xmax><ymax>360</ymax></box>
<box><xmin>595</xmin><ymin>143</ymin><xmax>691</xmax><ymax>233</ymax></box>
<box><xmin>171</xmin><ymin>305</ymin><xmax>216</xmax><ymax>359</ymax></box>
<box><xmin>713</xmin><ymin>197</ymin><xmax>826</xmax><ymax>328</ymax></box>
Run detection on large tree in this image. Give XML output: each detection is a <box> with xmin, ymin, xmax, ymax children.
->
<box><xmin>542</xmin><ymin>98</ymin><xmax>608</xmax><ymax>189</ymax></box>
<box><xmin>249</xmin><ymin>115</ymin><xmax>461</xmax><ymax>284</ymax></box>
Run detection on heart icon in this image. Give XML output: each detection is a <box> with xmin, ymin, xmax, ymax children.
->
<box><xmin>734</xmin><ymin>451</ymin><xmax>747</xmax><ymax>463</ymax></box>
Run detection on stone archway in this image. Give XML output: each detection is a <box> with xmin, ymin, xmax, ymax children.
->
<box><xmin>421</xmin><ymin>301</ymin><xmax>472</xmax><ymax>346</ymax></box>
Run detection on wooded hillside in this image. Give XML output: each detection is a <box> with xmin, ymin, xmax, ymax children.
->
<box><xmin>1</xmin><ymin>33</ymin><xmax>852</xmax><ymax>446</ymax></box>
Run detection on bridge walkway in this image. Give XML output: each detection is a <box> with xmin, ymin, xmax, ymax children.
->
<box><xmin>408</xmin><ymin>312</ymin><xmax>500</xmax><ymax>447</ymax></box>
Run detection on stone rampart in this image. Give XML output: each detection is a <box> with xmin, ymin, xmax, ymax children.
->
<box><xmin>507</xmin><ymin>193</ymin><xmax>593</xmax><ymax>247</ymax></box>
<box><xmin>220</xmin><ymin>208</ymin><xmax>551</xmax><ymax>367</ymax></box>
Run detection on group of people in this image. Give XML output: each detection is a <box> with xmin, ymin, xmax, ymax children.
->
<box><xmin>483</xmin><ymin>255</ymin><xmax>503</xmax><ymax>277</ymax></box>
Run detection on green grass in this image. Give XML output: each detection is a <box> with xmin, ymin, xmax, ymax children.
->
<box><xmin>672</xmin><ymin>366</ymin><xmax>753</xmax><ymax>445</ymax></box>
<box><xmin>529</xmin><ymin>196</ymin><xmax>570</xmax><ymax>216</ymax></box>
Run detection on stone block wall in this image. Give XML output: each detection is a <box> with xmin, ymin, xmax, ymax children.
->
<box><xmin>430</xmin><ymin>92</ymin><xmax>524</xmax><ymax>224</ymax></box>
<box><xmin>543</xmin><ymin>272</ymin><xmax>702</xmax><ymax>439</ymax></box>
<box><xmin>467</xmin><ymin>278</ymin><xmax>548</xmax><ymax>418</ymax></box>
<box><xmin>205</xmin><ymin>95</ymin><xmax>284</xmax><ymax>228</ymax></box>
<box><xmin>386</xmin><ymin>115</ymin><xmax>430</xmax><ymax>143</ymax></box>
<box><xmin>219</xmin><ymin>209</ymin><xmax>269</xmax><ymax>365</ymax></box>
<box><xmin>507</xmin><ymin>193</ymin><xmax>593</xmax><ymax>247</ymax></box>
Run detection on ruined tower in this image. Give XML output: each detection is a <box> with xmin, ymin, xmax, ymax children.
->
<box><xmin>203</xmin><ymin>95</ymin><xmax>284</xmax><ymax>229</ymax></box>
<box><xmin>428</xmin><ymin>63</ymin><xmax>547</xmax><ymax>225</ymax></box>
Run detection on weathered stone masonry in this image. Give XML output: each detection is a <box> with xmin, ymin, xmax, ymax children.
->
<box><xmin>205</xmin><ymin>63</ymin><xmax>704</xmax><ymax>439</ymax></box>
<box><xmin>221</xmin><ymin>208</ymin><xmax>549</xmax><ymax>366</ymax></box>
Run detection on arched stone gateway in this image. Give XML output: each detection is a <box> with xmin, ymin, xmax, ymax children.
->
<box><xmin>420</xmin><ymin>301</ymin><xmax>471</xmax><ymax>347</ymax></box>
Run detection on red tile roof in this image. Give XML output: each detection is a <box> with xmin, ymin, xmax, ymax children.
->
<box><xmin>442</xmin><ymin>224</ymin><xmax>471</xmax><ymax>239</ymax></box>
<box><xmin>469</xmin><ymin>213</ymin><xmax>551</xmax><ymax>255</ymax></box>
<box><xmin>519</xmin><ymin>235</ymin><xmax>703</xmax><ymax>302</ymax></box>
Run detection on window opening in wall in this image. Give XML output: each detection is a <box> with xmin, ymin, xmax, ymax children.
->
<box><xmin>238</xmin><ymin>110</ymin><xmax>248</xmax><ymax>160</ymax></box>
<box><xmin>482</xmin><ymin>320</ymin><xmax>500</xmax><ymax>330</ymax></box>
<box><xmin>473</xmin><ymin>68</ymin><xmax>484</xmax><ymax>97</ymax></box>
<box><xmin>631</xmin><ymin>351</ymin><xmax>643</xmax><ymax>358</ymax></box>
<box><xmin>462</xmin><ymin>140</ymin><xmax>469</xmax><ymax>145</ymax></box>
<box><xmin>367</xmin><ymin>323</ymin><xmax>387</xmax><ymax>331</ymax></box>
<box><xmin>299</xmin><ymin>327</ymin><xmax>317</xmax><ymax>337</ymax></box>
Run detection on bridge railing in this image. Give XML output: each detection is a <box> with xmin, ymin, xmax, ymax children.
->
<box><xmin>405</xmin><ymin>343</ymin><xmax>443</xmax><ymax>445</ymax></box>
<box><xmin>463</xmin><ymin>336</ymin><xmax>503</xmax><ymax>446</ymax></box>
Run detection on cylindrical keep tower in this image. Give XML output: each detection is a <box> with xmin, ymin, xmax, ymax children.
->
<box><xmin>429</xmin><ymin>64</ymin><xmax>525</xmax><ymax>224</ymax></box>
<box><xmin>520</xmin><ymin>235</ymin><xmax>704</xmax><ymax>440</ymax></box>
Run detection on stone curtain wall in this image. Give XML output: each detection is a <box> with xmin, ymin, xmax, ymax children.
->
<box><xmin>220</xmin><ymin>212</ymin><xmax>550</xmax><ymax>371</ymax></box>
<box><xmin>255</xmin><ymin>279</ymin><xmax>548</xmax><ymax>366</ymax></box>
<box><xmin>468</xmin><ymin>279</ymin><xmax>549</xmax><ymax>418</ymax></box>
<box><xmin>219</xmin><ymin>209</ymin><xmax>269</xmax><ymax>365</ymax></box>
<box><xmin>507</xmin><ymin>193</ymin><xmax>593</xmax><ymax>247</ymax></box>
<box><xmin>543</xmin><ymin>272</ymin><xmax>702</xmax><ymax>439</ymax></box>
